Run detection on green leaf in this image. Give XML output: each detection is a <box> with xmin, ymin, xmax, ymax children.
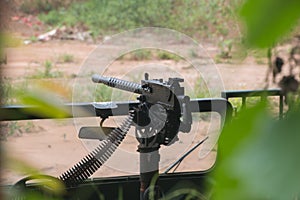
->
<box><xmin>212</xmin><ymin>104</ymin><xmax>300</xmax><ymax>199</ymax></box>
<box><xmin>240</xmin><ymin>0</ymin><xmax>300</xmax><ymax>48</ymax></box>
<box><xmin>212</xmin><ymin>103</ymin><xmax>269</xmax><ymax>200</ymax></box>
<box><xmin>19</xmin><ymin>89</ymin><xmax>70</xmax><ymax>119</ymax></box>
<box><xmin>233</xmin><ymin>110</ymin><xmax>300</xmax><ymax>199</ymax></box>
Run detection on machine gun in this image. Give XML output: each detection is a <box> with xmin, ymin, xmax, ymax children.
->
<box><xmin>73</xmin><ymin>73</ymin><xmax>193</xmax><ymax>199</ymax></box>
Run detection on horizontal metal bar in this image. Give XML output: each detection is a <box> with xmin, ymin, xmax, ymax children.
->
<box><xmin>0</xmin><ymin>98</ymin><xmax>233</xmax><ymax>122</ymax></box>
<box><xmin>221</xmin><ymin>88</ymin><xmax>282</xmax><ymax>99</ymax></box>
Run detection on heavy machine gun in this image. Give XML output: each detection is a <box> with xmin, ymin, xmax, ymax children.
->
<box><xmin>71</xmin><ymin>73</ymin><xmax>193</xmax><ymax>199</ymax></box>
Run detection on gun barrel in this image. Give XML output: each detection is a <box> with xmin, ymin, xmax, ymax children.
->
<box><xmin>92</xmin><ymin>74</ymin><xmax>143</xmax><ymax>94</ymax></box>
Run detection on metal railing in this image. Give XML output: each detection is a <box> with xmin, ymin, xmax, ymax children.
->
<box><xmin>221</xmin><ymin>88</ymin><xmax>284</xmax><ymax>119</ymax></box>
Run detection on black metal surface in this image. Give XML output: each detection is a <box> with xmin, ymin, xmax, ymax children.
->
<box><xmin>78</xmin><ymin>127</ymin><xmax>112</xmax><ymax>140</ymax></box>
<box><xmin>2</xmin><ymin>171</ymin><xmax>211</xmax><ymax>199</ymax></box>
<box><xmin>65</xmin><ymin>171</ymin><xmax>211</xmax><ymax>200</ymax></box>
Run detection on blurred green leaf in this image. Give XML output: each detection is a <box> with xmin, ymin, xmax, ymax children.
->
<box><xmin>0</xmin><ymin>32</ymin><xmax>23</xmax><ymax>48</ymax></box>
<box><xmin>27</xmin><ymin>174</ymin><xmax>66</xmax><ymax>196</ymax></box>
<box><xmin>6</xmin><ymin>155</ymin><xmax>40</xmax><ymax>175</ymax></box>
<box><xmin>19</xmin><ymin>89</ymin><xmax>70</xmax><ymax>118</ymax></box>
<box><xmin>212</xmin><ymin>104</ymin><xmax>300</xmax><ymax>199</ymax></box>
<box><xmin>4</xmin><ymin>155</ymin><xmax>65</xmax><ymax>197</ymax></box>
<box><xmin>212</xmin><ymin>103</ymin><xmax>268</xmax><ymax>200</ymax></box>
<box><xmin>240</xmin><ymin>0</ymin><xmax>300</xmax><ymax>48</ymax></box>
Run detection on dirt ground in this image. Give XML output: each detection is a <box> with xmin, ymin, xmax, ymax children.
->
<box><xmin>0</xmin><ymin>4</ymin><xmax>279</xmax><ymax>186</ymax></box>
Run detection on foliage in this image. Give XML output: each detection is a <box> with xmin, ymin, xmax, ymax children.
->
<box><xmin>156</xmin><ymin>51</ymin><xmax>181</xmax><ymax>61</ymax></box>
<box><xmin>0</xmin><ymin>121</ymin><xmax>36</xmax><ymax>140</ymax></box>
<box><xmin>29</xmin><ymin>60</ymin><xmax>63</xmax><ymax>79</ymax></box>
<box><xmin>94</xmin><ymin>84</ymin><xmax>113</xmax><ymax>102</ymax></box>
<box><xmin>37</xmin><ymin>0</ymin><xmax>238</xmax><ymax>41</ymax></box>
<box><xmin>19</xmin><ymin>88</ymin><xmax>70</xmax><ymax>118</ymax></box>
<box><xmin>217</xmin><ymin>39</ymin><xmax>233</xmax><ymax>59</ymax></box>
<box><xmin>240</xmin><ymin>0</ymin><xmax>300</xmax><ymax>48</ymax></box>
<box><xmin>7</xmin><ymin>121</ymin><xmax>21</xmax><ymax>137</ymax></box>
<box><xmin>0</xmin><ymin>32</ymin><xmax>23</xmax><ymax>48</ymax></box>
<box><xmin>19</xmin><ymin>0</ymin><xmax>79</xmax><ymax>14</ymax></box>
<box><xmin>39</xmin><ymin>0</ymin><xmax>171</xmax><ymax>36</ymax></box>
<box><xmin>228</xmin><ymin>96</ymin><xmax>270</xmax><ymax>114</ymax></box>
<box><xmin>212</xmin><ymin>103</ymin><xmax>300</xmax><ymax>199</ymax></box>
<box><xmin>163</xmin><ymin>188</ymin><xmax>206</xmax><ymax>200</ymax></box>
<box><xmin>211</xmin><ymin>0</ymin><xmax>300</xmax><ymax>199</ymax></box>
<box><xmin>1</xmin><ymin>79</ymin><xmax>28</xmax><ymax>104</ymax></box>
<box><xmin>191</xmin><ymin>78</ymin><xmax>210</xmax><ymax>99</ymax></box>
<box><xmin>57</xmin><ymin>53</ymin><xmax>74</xmax><ymax>63</ymax></box>
<box><xmin>36</xmin><ymin>0</ymin><xmax>244</xmax><ymax>62</ymax></box>
<box><xmin>126</xmin><ymin>49</ymin><xmax>152</xmax><ymax>61</ymax></box>
<box><xmin>2</xmin><ymin>80</ymin><xmax>70</xmax><ymax>118</ymax></box>
<box><xmin>117</xmin><ymin>49</ymin><xmax>182</xmax><ymax>61</ymax></box>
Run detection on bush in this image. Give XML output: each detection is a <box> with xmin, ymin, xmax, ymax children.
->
<box><xmin>37</xmin><ymin>0</ymin><xmax>237</xmax><ymax>40</ymax></box>
<box><xmin>20</xmin><ymin>0</ymin><xmax>80</xmax><ymax>14</ymax></box>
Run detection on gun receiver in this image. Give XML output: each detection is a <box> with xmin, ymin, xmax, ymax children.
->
<box><xmin>92</xmin><ymin>74</ymin><xmax>192</xmax><ymax>137</ymax></box>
